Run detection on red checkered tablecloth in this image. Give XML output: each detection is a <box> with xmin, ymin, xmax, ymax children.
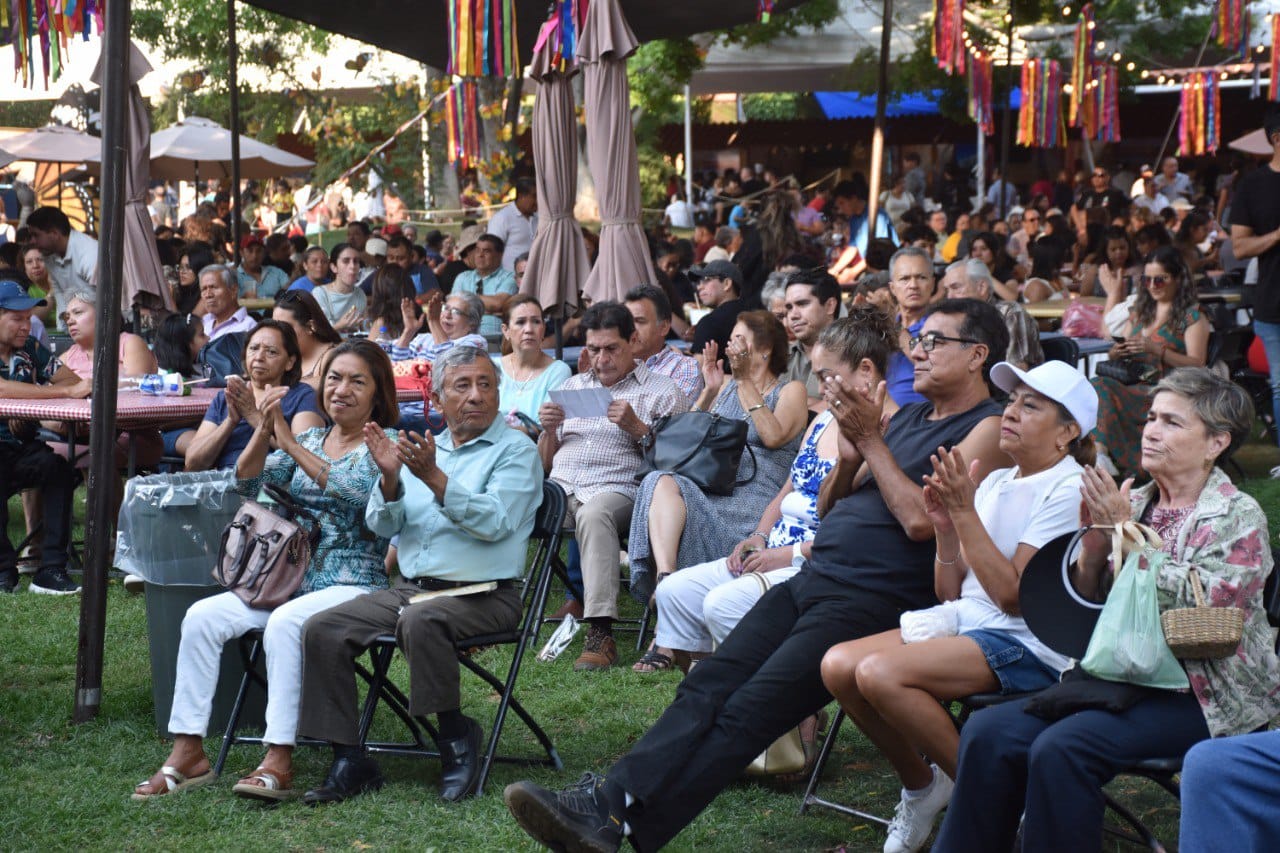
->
<box><xmin>0</xmin><ymin>388</ymin><xmax>218</xmax><ymax>430</ymax></box>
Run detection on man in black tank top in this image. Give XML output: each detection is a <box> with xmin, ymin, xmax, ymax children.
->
<box><xmin>505</xmin><ymin>299</ymin><xmax>1013</xmax><ymax>853</ymax></box>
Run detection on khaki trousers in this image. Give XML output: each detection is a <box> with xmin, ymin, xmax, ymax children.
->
<box><xmin>298</xmin><ymin>578</ymin><xmax>522</xmax><ymax>746</ymax></box>
<box><xmin>565</xmin><ymin>492</ymin><xmax>633</xmax><ymax>620</ymax></box>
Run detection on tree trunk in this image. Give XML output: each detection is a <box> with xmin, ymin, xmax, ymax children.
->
<box><xmin>424</xmin><ymin>66</ymin><xmax>459</xmax><ymax>214</ymax></box>
<box><xmin>573</xmin><ymin>72</ymin><xmax>598</xmax><ymax>223</ymax></box>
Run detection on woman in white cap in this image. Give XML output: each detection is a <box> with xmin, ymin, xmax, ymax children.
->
<box><xmin>819</xmin><ymin>359</ymin><xmax>1099</xmax><ymax>853</ymax></box>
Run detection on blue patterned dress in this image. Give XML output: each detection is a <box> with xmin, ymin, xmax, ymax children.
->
<box><xmin>237</xmin><ymin>427</ymin><xmax>394</xmax><ymax>595</ymax></box>
<box><xmin>628</xmin><ymin>381</ymin><xmax>806</xmax><ymax>602</ymax></box>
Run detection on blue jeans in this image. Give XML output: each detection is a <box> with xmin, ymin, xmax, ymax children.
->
<box><xmin>1250</xmin><ymin>318</ymin><xmax>1280</xmax><ymax>445</ymax></box>
<box><xmin>933</xmin><ymin>689</ymin><xmax>1209</xmax><ymax>853</ymax></box>
<box><xmin>963</xmin><ymin>629</ymin><xmax>1059</xmax><ymax>695</ymax></box>
<box><xmin>1180</xmin><ymin>730</ymin><xmax>1280</xmax><ymax>852</ymax></box>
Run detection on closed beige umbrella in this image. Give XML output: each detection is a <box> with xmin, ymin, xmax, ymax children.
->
<box><xmin>576</xmin><ymin>0</ymin><xmax>657</xmax><ymax>304</ymax></box>
<box><xmin>522</xmin><ymin>17</ymin><xmax>591</xmax><ymax>314</ymax></box>
<box><xmin>90</xmin><ymin>43</ymin><xmax>174</xmax><ymax>314</ymax></box>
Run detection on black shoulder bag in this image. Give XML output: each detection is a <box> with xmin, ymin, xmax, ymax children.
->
<box><xmin>639</xmin><ymin>410</ymin><xmax>757</xmax><ymax>497</ymax></box>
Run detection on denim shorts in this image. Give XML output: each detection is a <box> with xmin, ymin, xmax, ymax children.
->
<box><xmin>963</xmin><ymin>629</ymin><xmax>1059</xmax><ymax>695</ymax></box>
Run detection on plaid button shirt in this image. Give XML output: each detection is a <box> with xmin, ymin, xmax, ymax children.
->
<box><xmin>550</xmin><ymin>362</ymin><xmax>689</xmax><ymax>503</ymax></box>
<box><xmin>645</xmin><ymin>346</ymin><xmax>703</xmax><ymax>404</ymax></box>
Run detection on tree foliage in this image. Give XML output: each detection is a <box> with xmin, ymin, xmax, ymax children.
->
<box><xmin>133</xmin><ymin>0</ymin><xmax>329</xmax><ymax>96</ymax></box>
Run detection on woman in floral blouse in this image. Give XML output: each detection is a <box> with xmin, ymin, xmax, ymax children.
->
<box><xmin>935</xmin><ymin>368</ymin><xmax>1280</xmax><ymax>852</ymax></box>
<box><xmin>132</xmin><ymin>340</ymin><xmax>401</xmax><ymax>804</ymax></box>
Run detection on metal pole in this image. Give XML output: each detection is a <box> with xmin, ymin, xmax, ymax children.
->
<box><xmin>228</xmin><ymin>0</ymin><xmax>242</xmax><ymax>265</ymax></box>
<box><xmin>997</xmin><ymin>4</ymin><xmax>1014</xmax><ymax>220</ymax></box>
<box><xmin>683</xmin><ymin>84</ymin><xmax>694</xmax><ymax>205</ymax></box>
<box><xmin>74</xmin><ymin>0</ymin><xmax>129</xmax><ymax>724</ymax></box>
<box><xmin>866</xmin><ymin>0</ymin><xmax>893</xmax><ymax>241</ymax></box>
<box><xmin>976</xmin><ymin>125</ymin><xmax>985</xmax><ymax>207</ymax></box>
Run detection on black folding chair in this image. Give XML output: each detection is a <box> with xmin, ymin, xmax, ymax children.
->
<box><xmin>538</xmin><ymin>530</ymin><xmax>654</xmax><ymax>652</ymax></box>
<box><xmin>353</xmin><ymin>479</ymin><xmax>568</xmax><ymax>795</ymax></box>
<box><xmin>1039</xmin><ymin>334</ymin><xmax>1080</xmax><ymax>367</ymax></box>
<box><xmin>216</xmin><ymin>480</ymin><xmax>568</xmax><ymax>796</ymax></box>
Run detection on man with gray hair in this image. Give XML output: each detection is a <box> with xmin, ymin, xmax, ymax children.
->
<box><xmin>199</xmin><ymin>264</ymin><xmax>257</xmax><ymax>340</ymax></box>
<box><xmin>299</xmin><ymin>345</ymin><xmax>542</xmax><ymax>805</ymax></box>
<box><xmin>702</xmin><ymin>227</ymin><xmax>738</xmax><ymax>264</ymax></box>
<box><xmin>941</xmin><ymin>258</ymin><xmax>1043</xmax><ymax>369</ymax></box>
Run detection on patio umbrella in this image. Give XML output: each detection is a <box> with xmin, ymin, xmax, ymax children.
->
<box><xmin>148</xmin><ymin>116</ymin><xmax>314</xmax><ymax>181</ymax></box>
<box><xmin>521</xmin><ymin>16</ymin><xmax>591</xmax><ymax>314</ymax></box>
<box><xmin>1229</xmin><ymin>127</ymin><xmax>1271</xmax><ymax>156</ymax></box>
<box><xmin>0</xmin><ymin>124</ymin><xmax>101</xmax><ymax>166</ymax></box>
<box><xmin>576</xmin><ymin>0</ymin><xmax>656</xmax><ymax>304</ymax></box>
<box><xmin>90</xmin><ymin>42</ymin><xmax>175</xmax><ymax>314</ymax></box>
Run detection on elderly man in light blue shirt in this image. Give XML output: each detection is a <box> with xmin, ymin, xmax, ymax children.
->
<box><xmin>298</xmin><ymin>345</ymin><xmax>542</xmax><ymax>806</ymax></box>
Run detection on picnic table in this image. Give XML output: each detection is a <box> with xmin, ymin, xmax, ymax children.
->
<box><xmin>1023</xmin><ymin>296</ymin><xmax>1105</xmax><ymax>320</ymax></box>
<box><xmin>0</xmin><ymin>389</ymin><xmax>219</xmax><ymax>472</ymax></box>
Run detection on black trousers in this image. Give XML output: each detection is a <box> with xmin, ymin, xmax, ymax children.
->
<box><xmin>610</xmin><ymin>569</ymin><xmax>905</xmax><ymax>851</ymax></box>
<box><xmin>0</xmin><ymin>440</ymin><xmax>76</xmax><ymax>572</ymax></box>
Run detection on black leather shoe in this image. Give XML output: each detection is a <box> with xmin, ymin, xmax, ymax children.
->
<box><xmin>302</xmin><ymin>755</ymin><xmax>384</xmax><ymax>806</ymax></box>
<box><xmin>438</xmin><ymin>716</ymin><xmax>483</xmax><ymax>801</ymax></box>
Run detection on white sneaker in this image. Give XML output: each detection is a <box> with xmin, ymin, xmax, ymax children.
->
<box><xmin>884</xmin><ymin>765</ymin><xmax>954</xmax><ymax>853</ymax></box>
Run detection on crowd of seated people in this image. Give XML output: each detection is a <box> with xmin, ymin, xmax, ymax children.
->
<box><xmin>1</xmin><ymin>159</ymin><xmax>1274</xmax><ymax>851</ymax></box>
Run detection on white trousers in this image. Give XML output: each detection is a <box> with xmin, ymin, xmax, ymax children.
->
<box><xmin>653</xmin><ymin>558</ymin><xmax>801</xmax><ymax>652</ymax></box>
<box><xmin>167</xmin><ymin>585</ymin><xmax>371</xmax><ymax>745</ymax></box>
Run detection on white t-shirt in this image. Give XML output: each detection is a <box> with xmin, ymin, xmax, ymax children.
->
<box><xmin>949</xmin><ymin>456</ymin><xmax>1084</xmax><ymax>673</ymax></box>
<box><xmin>487</xmin><ymin>202</ymin><xmax>538</xmax><ymax>271</ymax></box>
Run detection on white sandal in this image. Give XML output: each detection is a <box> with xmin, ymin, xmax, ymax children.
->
<box><xmin>232</xmin><ymin>767</ymin><xmax>296</xmax><ymax>802</ymax></box>
<box><xmin>131</xmin><ymin>764</ymin><xmax>216</xmax><ymax>801</ymax></box>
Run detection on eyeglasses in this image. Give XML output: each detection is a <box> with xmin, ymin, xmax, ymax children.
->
<box><xmin>441</xmin><ymin>306</ymin><xmax>465</xmax><ymax>316</ymax></box>
<box><xmin>1140</xmin><ymin>274</ymin><xmax>1172</xmax><ymax>286</ymax></box>
<box><xmin>909</xmin><ymin>332</ymin><xmax>979</xmax><ymax>352</ymax></box>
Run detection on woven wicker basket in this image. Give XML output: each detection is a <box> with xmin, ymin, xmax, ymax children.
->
<box><xmin>1161</xmin><ymin>567</ymin><xmax>1244</xmax><ymax>659</ymax></box>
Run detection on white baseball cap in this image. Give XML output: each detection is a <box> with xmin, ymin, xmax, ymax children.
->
<box><xmin>990</xmin><ymin>359</ymin><xmax>1098</xmax><ymax>434</ymax></box>
<box><xmin>365</xmin><ymin>237</ymin><xmax>388</xmax><ymax>257</ymax></box>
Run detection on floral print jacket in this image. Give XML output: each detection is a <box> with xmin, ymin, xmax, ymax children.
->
<box><xmin>1130</xmin><ymin>467</ymin><xmax>1280</xmax><ymax>737</ymax></box>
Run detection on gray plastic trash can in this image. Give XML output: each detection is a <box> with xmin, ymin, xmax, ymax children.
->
<box><xmin>117</xmin><ymin>471</ymin><xmax>266</xmax><ymax>734</ymax></box>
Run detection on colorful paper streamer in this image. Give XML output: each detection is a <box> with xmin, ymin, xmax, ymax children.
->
<box><xmin>1017</xmin><ymin>59</ymin><xmax>1065</xmax><ymax>148</ymax></box>
<box><xmin>1215</xmin><ymin>0</ymin><xmax>1247</xmax><ymax>52</ymax></box>
<box><xmin>758</xmin><ymin>1</ymin><xmax>775</xmax><ymax>23</ymax></box>
<box><xmin>933</xmin><ymin>0</ymin><xmax>966</xmax><ymax>76</ymax></box>
<box><xmin>967</xmin><ymin>48</ymin><xmax>993</xmax><ymax>136</ymax></box>
<box><xmin>1068</xmin><ymin>3</ymin><xmax>1094</xmax><ymax>129</ymax></box>
<box><xmin>1272</xmin><ymin>14</ymin><xmax>1280</xmax><ymax>101</ymax></box>
<box><xmin>5</xmin><ymin>0</ymin><xmax>104</xmax><ymax>89</ymax></box>
<box><xmin>1092</xmin><ymin>63</ymin><xmax>1121</xmax><ymax>142</ymax></box>
<box><xmin>444</xmin><ymin>80</ymin><xmax>483</xmax><ymax>169</ymax></box>
<box><xmin>1181</xmin><ymin>72</ymin><xmax>1220</xmax><ymax>155</ymax></box>
<box><xmin>533</xmin><ymin>0</ymin><xmax>588</xmax><ymax>74</ymax></box>
<box><xmin>447</xmin><ymin>0</ymin><xmax>520</xmax><ymax>78</ymax></box>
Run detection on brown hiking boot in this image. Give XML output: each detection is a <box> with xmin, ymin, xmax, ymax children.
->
<box><xmin>550</xmin><ymin>598</ymin><xmax>584</xmax><ymax>620</ymax></box>
<box><xmin>573</xmin><ymin>626</ymin><xmax>618</xmax><ymax>671</ymax></box>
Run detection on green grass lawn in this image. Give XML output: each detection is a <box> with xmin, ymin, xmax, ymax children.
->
<box><xmin>4</xmin><ymin>435</ymin><xmax>1279</xmax><ymax>851</ymax></box>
